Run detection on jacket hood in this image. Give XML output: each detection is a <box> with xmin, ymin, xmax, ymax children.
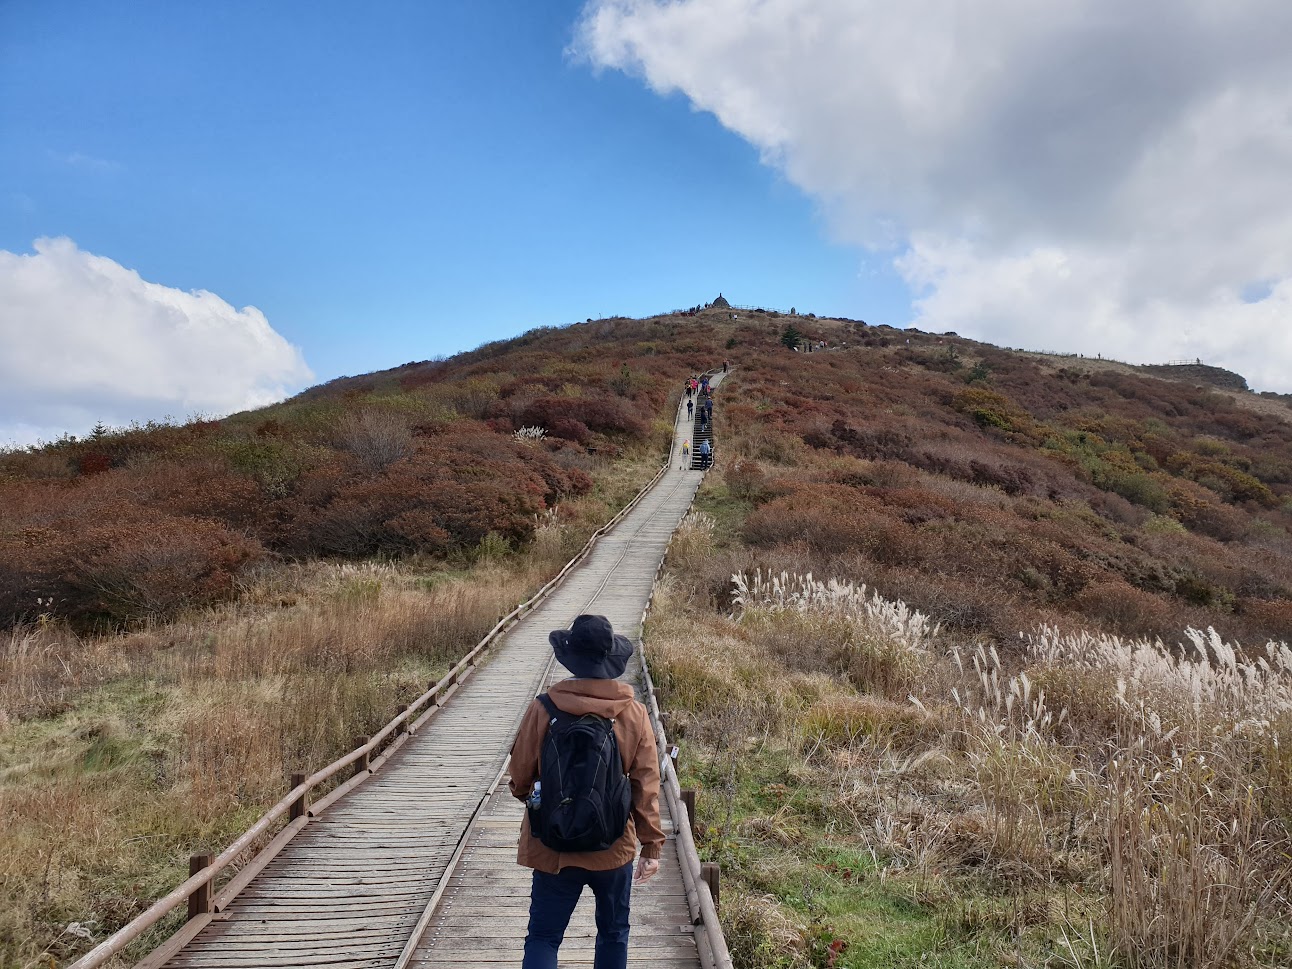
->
<box><xmin>547</xmin><ymin>678</ymin><xmax>637</xmax><ymax>718</ymax></box>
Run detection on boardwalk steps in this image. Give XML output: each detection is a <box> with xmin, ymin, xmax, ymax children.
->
<box><xmin>91</xmin><ymin>371</ymin><xmax>730</xmax><ymax>969</ymax></box>
<box><xmin>689</xmin><ymin>379</ymin><xmax>715</xmax><ymax>470</ymax></box>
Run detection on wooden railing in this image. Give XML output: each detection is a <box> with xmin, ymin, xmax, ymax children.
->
<box><xmin>638</xmin><ymin>368</ymin><xmax>733</xmax><ymax>969</ymax></box>
<box><xmin>68</xmin><ymin>374</ymin><xmax>715</xmax><ymax>969</ymax></box>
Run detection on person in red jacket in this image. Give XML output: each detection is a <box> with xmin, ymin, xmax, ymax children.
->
<box><xmin>509</xmin><ymin>615</ymin><xmax>664</xmax><ymax>969</ymax></box>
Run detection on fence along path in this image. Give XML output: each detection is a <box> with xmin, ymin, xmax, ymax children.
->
<box><xmin>148</xmin><ymin>373</ymin><xmax>725</xmax><ymax>969</ymax></box>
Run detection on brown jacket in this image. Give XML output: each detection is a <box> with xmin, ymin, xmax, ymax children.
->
<box><xmin>508</xmin><ymin>678</ymin><xmax>664</xmax><ymax>873</ymax></box>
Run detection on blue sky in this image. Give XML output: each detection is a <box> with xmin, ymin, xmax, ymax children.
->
<box><xmin>5</xmin><ymin>1</ymin><xmax>1292</xmax><ymax>444</ymax></box>
<box><xmin>0</xmin><ymin>0</ymin><xmax>905</xmax><ymax>439</ymax></box>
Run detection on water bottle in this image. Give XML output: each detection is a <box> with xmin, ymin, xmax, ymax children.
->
<box><xmin>527</xmin><ymin>781</ymin><xmax>541</xmax><ymax>810</ymax></box>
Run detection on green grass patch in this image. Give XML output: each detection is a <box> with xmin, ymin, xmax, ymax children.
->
<box><xmin>678</xmin><ymin>741</ymin><xmax>1092</xmax><ymax>968</ymax></box>
<box><xmin>693</xmin><ymin>483</ymin><xmax>754</xmax><ymax>548</ymax></box>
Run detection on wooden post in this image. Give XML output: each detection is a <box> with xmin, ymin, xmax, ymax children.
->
<box><xmin>353</xmin><ymin>737</ymin><xmax>370</xmax><ymax>777</ymax></box>
<box><xmin>700</xmin><ymin>862</ymin><xmax>720</xmax><ymax>911</ymax></box>
<box><xmin>680</xmin><ymin>788</ymin><xmax>698</xmax><ymax>840</ymax></box>
<box><xmin>395</xmin><ymin>704</ymin><xmax>409</xmax><ymax>736</ymax></box>
<box><xmin>289</xmin><ymin>772</ymin><xmax>307</xmax><ymax>821</ymax></box>
<box><xmin>188</xmin><ymin>854</ymin><xmax>212</xmax><ymax>921</ymax></box>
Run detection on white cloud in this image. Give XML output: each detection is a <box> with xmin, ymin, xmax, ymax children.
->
<box><xmin>577</xmin><ymin>0</ymin><xmax>1292</xmax><ymax>390</ymax></box>
<box><xmin>0</xmin><ymin>238</ymin><xmax>313</xmax><ymax>446</ymax></box>
<box><xmin>50</xmin><ymin>150</ymin><xmax>121</xmax><ymax>174</ymax></box>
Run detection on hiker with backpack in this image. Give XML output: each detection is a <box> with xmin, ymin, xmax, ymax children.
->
<box><xmin>699</xmin><ymin>439</ymin><xmax>711</xmax><ymax>469</ymax></box>
<box><xmin>509</xmin><ymin>614</ymin><xmax>663</xmax><ymax>969</ymax></box>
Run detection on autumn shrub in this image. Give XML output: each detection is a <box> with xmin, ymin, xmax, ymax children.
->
<box><xmin>724</xmin><ymin>459</ymin><xmax>767</xmax><ymax>500</ymax></box>
<box><xmin>1072</xmin><ymin>579</ymin><xmax>1176</xmax><ymax>637</ymax></box>
<box><xmin>0</xmin><ymin>517</ymin><xmax>264</xmax><ymax>627</ymax></box>
<box><xmin>952</xmin><ymin>387</ymin><xmax>1035</xmax><ymax>435</ymax></box>
<box><xmin>517</xmin><ymin>395</ymin><xmax>649</xmax><ymax>439</ymax></box>
<box><xmin>743</xmin><ymin>485</ymin><xmax>883</xmax><ymax>554</ymax></box>
<box><xmin>293</xmin><ymin>454</ymin><xmax>547</xmax><ymax>556</ymax></box>
<box><xmin>818</xmin><ymin>419</ymin><xmax>915</xmax><ymax>461</ymax></box>
<box><xmin>1239</xmin><ymin>597</ymin><xmax>1292</xmax><ymax>638</ymax></box>
<box><xmin>208</xmin><ymin>436</ymin><xmax>315</xmax><ymax>500</ymax></box>
<box><xmin>546</xmin><ymin>417</ymin><xmax>591</xmax><ymax>443</ymax></box>
<box><xmin>1168</xmin><ymin>483</ymin><xmax>1249</xmax><ymax>540</ymax></box>
<box><xmin>332</xmin><ymin>409</ymin><xmax>414</xmax><ymax>472</ymax></box>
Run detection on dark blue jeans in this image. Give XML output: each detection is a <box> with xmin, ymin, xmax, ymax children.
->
<box><xmin>522</xmin><ymin>862</ymin><xmax>632</xmax><ymax>969</ymax></box>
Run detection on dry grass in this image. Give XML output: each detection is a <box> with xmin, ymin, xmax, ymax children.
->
<box><xmin>648</xmin><ymin>565</ymin><xmax>1292</xmax><ymax>968</ymax></box>
<box><xmin>0</xmin><ymin>559</ymin><xmax>524</xmax><ymax>967</ymax></box>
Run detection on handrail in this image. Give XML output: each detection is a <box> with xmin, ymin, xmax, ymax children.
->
<box><xmin>68</xmin><ymin>381</ymin><xmax>693</xmax><ymax>969</ymax></box>
<box><xmin>638</xmin><ymin>367</ymin><xmax>734</xmax><ymax>969</ymax></box>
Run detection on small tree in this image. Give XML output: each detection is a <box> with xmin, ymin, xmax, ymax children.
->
<box><xmin>780</xmin><ymin>324</ymin><xmax>803</xmax><ymax>350</ymax></box>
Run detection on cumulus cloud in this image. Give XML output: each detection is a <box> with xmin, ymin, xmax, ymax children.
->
<box><xmin>577</xmin><ymin>0</ymin><xmax>1292</xmax><ymax>390</ymax></box>
<box><xmin>0</xmin><ymin>238</ymin><xmax>313</xmax><ymax>446</ymax></box>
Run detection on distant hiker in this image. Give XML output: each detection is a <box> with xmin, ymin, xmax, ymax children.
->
<box><xmin>704</xmin><ymin>398</ymin><xmax>713</xmax><ymax>421</ymax></box>
<box><xmin>510</xmin><ymin>615</ymin><xmax>663</xmax><ymax>969</ymax></box>
<box><xmin>699</xmin><ymin>439</ymin><xmax>711</xmax><ymax>469</ymax></box>
<box><xmin>723</xmin><ymin>360</ymin><xmax>728</xmax><ymax>373</ymax></box>
<box><xmin>686</xmin><ymin>383</ymin><xmax>692</xmax><ymax>399</ymax></box>
<box><xmin>682</xmin><ymin>440</ymin><xmax>690</xmax><ymax>461</ymax></box>
<box><xmin>686</xmin><ymin>399</ymin><xmax>693</xmax><ymax>419</ymax></box>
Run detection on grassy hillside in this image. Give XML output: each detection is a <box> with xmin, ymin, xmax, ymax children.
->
<box><xmin>4</xmin><ymin>304</ymin><xmax>1292</xmax><ymax>966</ymax></box>
<box><xmin>640</xmin><ymin>313</ymin><xmax>1292</xmax><ymax>967</ymax></box>
<box><xmin>696</xmin><ymin>320</ymin><xmax>1292</xmax><ymax>648</ymax></box>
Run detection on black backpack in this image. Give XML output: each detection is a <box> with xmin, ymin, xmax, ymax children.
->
<box><xmin>529</xmin><ymin>693</ymin><xmax>632</xmax><ymax>852</ymax></box>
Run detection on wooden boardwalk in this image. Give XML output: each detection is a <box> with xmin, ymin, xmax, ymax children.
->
<box><xmin>160</xmin><ymin>375</ymin><xmax>723</xmax><ymax>969</ymax></box>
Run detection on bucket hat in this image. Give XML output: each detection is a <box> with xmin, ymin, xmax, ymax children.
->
<box><xmin>549</xmin><ymin>614</ymin><xmax>634</xmax><ymax>679</ymax></box>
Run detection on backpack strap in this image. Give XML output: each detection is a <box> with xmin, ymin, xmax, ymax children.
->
<box><xmin>536</xmin><ymin>693</ymin><xmax>562</xmax><ymax>723</ymax></box>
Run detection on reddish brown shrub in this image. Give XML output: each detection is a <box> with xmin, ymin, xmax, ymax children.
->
<box><xmin>518</xmin><ymin>396</ymin><xmax>648</xmax><ymax>439</ymax></box>
<box><xmin>1072</xmin><ymin>579</ymin><xmax>1176</xmax><ymax>638</ymax></box>
<box><xmin>546</xmin><ymin>418</ymin><xmax>591</xmax><ymax>443</ymax></box>
<box><xmin>1169</xmin><ymin>484</ymin><xmax>1249</xmax><ymax>541</ymax></box>
<box><xmin>0</xmin><ymin>517</ymin><xmax>263</xmax><ymax>626</ymax></box>
<box><xmin>77</xmin><ymin>452</ymin><xmax>112</xmax><ymax>476</ymax></box>
<box><xmin>1236</xmin><ymin>598</ymin><xmax>1292</xmax><ymax>643</ymax></box>
<box><xmin>289</xmin><ymin>440</ymin><xmax>551</xmax><ymax>558</ymax></box>
<box><xmin>724</xmin><ymin>459</ymin><xmax>768</xmax><ymax>500</ymax></box>
<box><xmin>743</xmin><ymin>485</ymin><xmax>880</xmax><ymax>553</ymax></box>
